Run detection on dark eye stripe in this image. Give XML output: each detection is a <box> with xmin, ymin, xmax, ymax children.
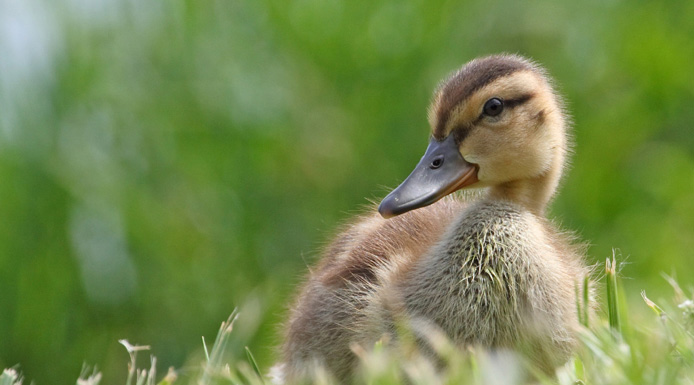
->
<box><xmin>476</xmin><ymin>93</ymin><xmax>536</xmax><ymax>120</ymax></box>
<box><xmin>503</xmin><ymin>93</ymin><xmax>535</xmax><ymax>108</ymax></box>
<box><xmin>451</xmin><ymin>124</ymin><xmax>473</xmax><ymax>144</ymax></box>
<box><xmin>442</xmin><ymin>92</ymin><xmax>537</xmax><ymax>143</ymax></box>
<box><xmin>451</xmin><ymin>92</ymin><xmax>539</xmax><ymax>132</ymax></box>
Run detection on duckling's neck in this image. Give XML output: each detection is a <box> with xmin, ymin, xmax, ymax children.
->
<box><xmin>486</xmin><ymin>156</ymin><xmax>564</xmax><ymax>216</ymax></box>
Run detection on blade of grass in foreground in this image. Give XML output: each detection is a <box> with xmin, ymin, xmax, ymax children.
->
<box><xmin>76</xmin><ymin>365</ymin><xmax>102</xmax><ymax>385</ymax></box>
<box><xmin>605</xmin><ymin>254</ymin><xmax>621</xmax><ymax>337</ymax></box>
<box><xmin>119</xmin><ymin>339</ymin><xmax>153</xmax><ymax>385</ymax></box>
<box><xmin>582</xmin><ymin>274</ymin><xmax>590</xmax><ymax>328</ymax></box>
<box><xmin>245</xmin><ymin>346</ymin><xmax>262</xmax><ymax>379</ymax></box>
<box><xmin>0</xmin><ymin>369</ymin><xmax>21</xmax><ymax>385</ymax></box>
<box><xmin>576</xmin><ymin>273</ymin><xmax>591</xmax><ymax>328</ymax></box>
<box><xmin>198</xmin><ymin>309</ymin><xmax>240</xmax><ymax>385</ymax></box>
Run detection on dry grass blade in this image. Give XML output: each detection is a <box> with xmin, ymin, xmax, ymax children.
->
<box><xmin>0</xmin><ymin>369</ymin><xmax>21</xmax><ymax>385</ymax></box>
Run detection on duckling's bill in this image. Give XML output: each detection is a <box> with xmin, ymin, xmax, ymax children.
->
<box><xmin>378</xmin><ymin>135</ymin><xmax>478</xmax><ymax>219</ymax></box>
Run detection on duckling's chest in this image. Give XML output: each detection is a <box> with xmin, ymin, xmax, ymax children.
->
<box><xmin>397</xmin><ymin>202</ymin><xmax>547</xmax><ymax>341</ymax></box>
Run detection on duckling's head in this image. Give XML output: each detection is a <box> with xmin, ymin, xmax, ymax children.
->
<box><xmin>379</xmin><ymin>54</ymin><xmax>568</xmax><ymax>218</ymax></box>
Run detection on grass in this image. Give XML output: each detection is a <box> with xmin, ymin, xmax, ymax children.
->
<box><xmin>5</xmin><ymin>259</ymin><xmax>694</xmax><ymax>385</ymax></box>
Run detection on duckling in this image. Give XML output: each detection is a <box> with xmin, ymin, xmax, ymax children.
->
<box><xmin>274</xmin><ymin>54</ymin><xmax>591</xmax><ymax>384</ymax></box>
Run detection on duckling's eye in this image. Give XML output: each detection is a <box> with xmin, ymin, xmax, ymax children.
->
<box><xmin>430</xmin><ymin>155</ymin><xmax>444</xmax><ymax>169</ymax></box>
<box><xmin>483</xmin><ymin>98</ymin><xmax>504</xmax><ymax>117</ymax></box>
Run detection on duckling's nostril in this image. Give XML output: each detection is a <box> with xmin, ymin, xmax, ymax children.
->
<box><xmin>431</xmin><ymin>156</ymin><xmax>444</xmax><ymax>169</ymax></box>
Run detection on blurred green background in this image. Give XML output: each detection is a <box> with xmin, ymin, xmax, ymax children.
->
<box><xmin>1</xmin><ymin>0</ymin><xmax>693</xmax><ymax>383</ymax></box>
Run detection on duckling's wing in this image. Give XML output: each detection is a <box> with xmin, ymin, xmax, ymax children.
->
<box><xmin>315</xmin><ymin>196</ymin><xmax>466</xmax><ymax>288</ymax></box>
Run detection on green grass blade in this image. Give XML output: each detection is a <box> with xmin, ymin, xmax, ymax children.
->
<box><xmin>245</xmin><ymin>346</ymin><xmax>263</xmax><ymax>380</ymax></box>
<box><xmin>198</xmin><ymin>309</ymin><xmax>240</xmax><ymax>385</ymax></box>
<box><xmin>202</xmin><ymin>336</ymin><xmax>210</xmax><ymax>363</ymax></box>
<box><xmin>573</xmin><ymin>356</ymin><xmax>585</xmax><ymax>383</ymax></box>
<box><xmin>576</xmin><ymin>274</ymin><xmax>591</xmax><ymax>327</ymax></box>
<box><xmin>582</xmin><ymin>274</ymin><xmax>590</xmax><ymax>328</ymax></box>
<box><xmin>606</xmin><ymin>254</ymin><xmax>621</xmax><ymax>336</ymax></box>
